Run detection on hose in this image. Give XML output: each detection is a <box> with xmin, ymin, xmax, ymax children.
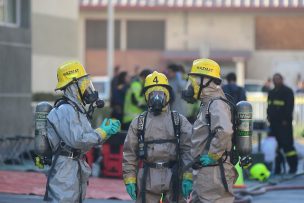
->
<box><xmin>234</xmin><ymin>194</ymin><xmax>252</xmax><ymax>203</ymax></box>
<box><xmin>233</xmin><ymin>172</ymin><xmax>304</xmax><ymax>202</ymax></box>
<box><xmin>237</xmin><ymin>185</ymin><xmax>304</xmax><ymax>196</ymax></box>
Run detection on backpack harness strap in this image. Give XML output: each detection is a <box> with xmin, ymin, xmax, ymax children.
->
<box><xmin>193</xmin><ymin>97</ymin><xmax>236</xmax><ymax>192</ymax></box>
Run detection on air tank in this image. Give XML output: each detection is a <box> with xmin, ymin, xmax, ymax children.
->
<box><xmin>34</xmin><ymin>102</ymin><xmax>53</xmax><ymax>156</ymax></box>
<box><xmin>236</xmin><ymin>101</ymin><xmax>253</xmax><ymax>157</ymax></box>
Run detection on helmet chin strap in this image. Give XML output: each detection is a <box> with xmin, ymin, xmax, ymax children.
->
<box><xmin>198</xmin><ymin>77</ymin><xmax>213</xmax><ymax>99</ymax></box>
<box><xmin>73</xmin><ymin>78</ymin><xmax>87</xmax><ymax>107</ymax></box>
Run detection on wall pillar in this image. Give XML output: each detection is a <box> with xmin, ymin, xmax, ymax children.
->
<box><xmin>234</xmin><ymin>57</ymin><xmax>245</xmax><ymax>86</ymax></box>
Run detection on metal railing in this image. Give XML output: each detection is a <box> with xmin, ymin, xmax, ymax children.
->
<box><xmin>247</xmin><ymin>92</ymin><xmax>304</xmax><ymax>128</ymax></box>
<box><xmin>0</xmin><ymin>136</ymin><xmax>34</xmax><ymax>164</ymax></box>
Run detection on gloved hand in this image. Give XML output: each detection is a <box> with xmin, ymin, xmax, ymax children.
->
<box><xmin>100</xmin><ymin>118</ymin><xmax>121</xmax><ymax>137</ymax></box>
<box><xmin>200</xmin><ymin>154</ymin><xmax>217</xmax><ymax>166</ymax></box>
<box><xmin>34</xmin><ymin>156</ymin><xmax>44</xmax><ymax>169</ymax></box>
<box><xmin>240</xmin><ymin>156</ymin><xmax>252</xmax><ymax>169</ymax></box>
<box><xmin>182</xmin><ymin>179</ymin><xmax>193</xmax><ymax>199</ymax></box>
<box><xmin>125</xmin><ymin>183</ymin><xmax>137</xmax><ymax>200</ymax></box>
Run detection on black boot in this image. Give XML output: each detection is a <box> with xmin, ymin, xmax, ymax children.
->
<box><xmin>274</xmin><ymin>150</ymin><xmax>284</xmax><ymax>175</ymax></box>
<box><xmin>286</xmin><ymin>155</ymin><xmax>298</xmax><ymax>174</ymax></box>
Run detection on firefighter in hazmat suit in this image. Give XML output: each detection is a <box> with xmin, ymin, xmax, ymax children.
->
<box><xmin>123</xmin><ymin>71</ymin><xmax>193</xmax><ymax>203</ymax></box>
<box><xmin>44</xmin><ymin>61</ymin><xmax>121</xmax><ymax>203</ymax></box>
<box><xmin>182</xmin><ymin>59</ymin><xmax>239</xmax><ymax>203</ymax></box>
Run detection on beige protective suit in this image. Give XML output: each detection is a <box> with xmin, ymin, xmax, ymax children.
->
<box><xmin>191</xmin><ymin>82</ymin><xmax>238</xmax><ymax>203</ymax></box>
<box><xmin>123</xmin><ymin>109</ymin><xmax>192</xmax><ymax>203</ymax></box>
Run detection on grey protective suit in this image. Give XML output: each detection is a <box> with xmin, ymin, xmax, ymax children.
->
<box><xmin>46</xmin><ymin>83</ymin><xmax>105</xmax><ymax>203</ymax></box>
<box><xmin>123</xmin><ymin>109</ymin><xmax>192</xmax><ymax>203</ymax></box>
<box><xmin>191</xmin><ymin>82</ymin><xmax>238</xmax><ymax>203</ymax></box>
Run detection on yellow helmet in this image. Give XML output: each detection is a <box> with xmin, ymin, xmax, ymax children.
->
<box><xmin>249</xmin><ymin>163</ymin><xmax>271</xmax><ymax>182</ymax></box>
<box><xmin>143</xmin><ymin>71</ymin><xmax>172</xmax><ymax>102</ymax></box>
<box><xmin>189</xmin><ymin>58</ymin><xmax>221</xmax><ymax>80</ymax></box>
<box><xmin>144</xmin><ymin>71</ymin><xmax>169</xmax><ymax>88</ymax></box>
<box><xmin>56</xmin><ymin>61</ymin><xmax>88</xmax><ymax>90</ymax></box>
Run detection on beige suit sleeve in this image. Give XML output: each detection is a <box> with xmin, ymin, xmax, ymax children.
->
<box><xmin>122</xmin><ymin>117</ymin><xmax>139</xmax><ymax>184</ymax></box>
<box><xmin>179</xmin><ymin>115</ymin><xmax>193</xmax><ymax>178</ymax></box>
<box><xmin>208</xmin><ymin>100</ymin><xmax>233</xmax><ymax>159</ymax></box>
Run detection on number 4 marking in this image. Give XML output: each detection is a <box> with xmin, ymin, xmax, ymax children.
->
<box><xmin>153</xmin><ymin>76</ymin><xmax>159</xmax><ymax>83</ymax></box>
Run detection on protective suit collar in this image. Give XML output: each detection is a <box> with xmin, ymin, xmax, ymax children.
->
<box><xmin>64</xmin><ymin>83</ymin><xmax>86</xmax><ymax>113</ymax></box>
<box><xmin>147</xmin><ymin>106</ymin><xmax>170</xmax><ymax>118</ymax></box>
<box><xmin>200</xmin><ymin>82</ymin><xmax>225</xmax><ymax>104</ymax></box>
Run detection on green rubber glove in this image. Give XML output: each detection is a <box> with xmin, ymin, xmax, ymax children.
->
<box><xmin>100</xmin><ymin>118</ymin><xmax>121</xmax><ymax>137</ymax></box>
<box><xmin>125</xmin><ymin>183</ymin><xmax>137</xmax><ymax>200</ymax></box>
<box><xmin>34</xmin><ymin>156</ymin><xmax>44</xmax><ymax>169</ymax></box>
<box><xmin>182</xmin><ymin>179</ymin><xmax>193</xmax><ymax>198</ymax></box>
<box><xmin>200</xmin><ymin>154</ymin><xmax>216</xmax><ymax>166</ymax></box>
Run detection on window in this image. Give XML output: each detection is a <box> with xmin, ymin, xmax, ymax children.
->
<box><xmin>127</xmin><ymin>20</ymin><xmax>165</xmax><ymax>50</ymax></box>
<box><xmin>86</xmin><ymin>20</ymin><xmax>120</xmax><ymax>49</ymax></box>
<box><xmin>0</xmin><ymin>0</ymin><xmax>20</xmax><ymax>26</ymax></box>
<box><xmin>256</xmin><ymin>16</ymin><xmax>304</xmax><ymax>50</ymax></box>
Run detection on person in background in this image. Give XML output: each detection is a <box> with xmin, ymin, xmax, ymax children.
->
<box><xmin>267</xmin><ymin>73</ymin><xmax>298</xmax><ymax>174</ymax></box>
<box><xmin>296</xmin><ymin>80</ymin><xmax>304</xmax><ymax>94</ymax></box>
<box><xmin>122</xmin><ymin>69</ymin><xmax>152</xmax><ymax>130</ymax></box>
<box><xmin>262</xmin><ymin>78</ymin><xmax>272</xmax><ymax>93</ymax></box>
<box><xmin>131</xmin><ymin>65</ymin><xmax>141</xmax><ymax>81</ymax></box>
<box><xmin>111</xmin><ymin>71</ymin><xmax>129</xmax><ymax>122</ymax></box>
<box><xmin>222</xmin><ymin>72</ymin><xmax>246</xmax><ymax>104</ymax></box>
<box><xmin>110</xmin><ymin>66</ymin><xmax>121</xmax><ymax>109</ymax></box>
<box><xmin>166</xmin><ymin>64</ymin><xmax>188</xmax><ymax>117</ymax></box>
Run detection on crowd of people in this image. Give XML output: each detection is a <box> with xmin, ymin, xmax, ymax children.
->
<box><xmin>110</xmin><ymin>65</ymin><xmax>252</xmax><ymax>130</ymax></box>
<box><xmin>110</xmin><ymin>64</ymin><xmax>201</xmax><ymax>130</ymax></box>
<box><xmin>35</xmin><ymin>59</ymin><xmax>300</xmax><ymax>203</ymax></box>
<box><xmin>110</xmin><ymin>64</ymin><xmax>300</xmax><ymax>171</ymax></box>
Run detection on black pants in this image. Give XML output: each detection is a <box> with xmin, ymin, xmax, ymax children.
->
<box><xmin>122</xmin><ymin>121</ymin><xmax>131</xmax><ymax>131</ymax></box>
<box><xmin>271</xmin><ymin>122</ymin><xmax>298</xmax><ymax>174</ymax></box>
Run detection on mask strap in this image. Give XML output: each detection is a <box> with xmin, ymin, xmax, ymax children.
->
<box><xmin>198</xmin><ymin>77</ymin><xmax>213</xmax><ymax>98</ymax></box>
<box><xmin>73</xmin><ymin>78</ymin><xmax>86</xmax><ymax>107</ymax></box>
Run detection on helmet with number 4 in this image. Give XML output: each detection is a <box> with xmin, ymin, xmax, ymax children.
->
<box><xmin>143</xmin><ymin>71</ymin><xmax>172</xmax><ymax>101</ymax></box>
<box><xmin>143</xmin><ymin>71</ymin><xmax>172</xmax><ymax>115</ymax></box>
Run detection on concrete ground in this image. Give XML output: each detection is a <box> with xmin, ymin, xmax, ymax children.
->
<box><xmin>0</xmin><ymin>193</ymin><xmax>133</xmax><ymax>203</ymax></box>
<box><xmin>238</xmin><ymin>172</ymin><xmax>304</xmax><ymax>203</ymax></box>
<box><xmin>0</xmin><ymin>143</ymin><xmax>303</xmax><ymax>203</ymax></box>
<box><xmin>1</xmin><ymin>174</ymin><xmax>304</xmax><ymax>203</ymax></box>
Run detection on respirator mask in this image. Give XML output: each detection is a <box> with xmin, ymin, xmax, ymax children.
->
<box><xmin>148</xmin><ymin>91</ymin><xmax>167</xmax><ymax>115</ymax></box>
<box><xmin>181</xmin><ymin>75</ymin><xmax>202</xmax><ymax>103</ymax></box>
<box><xmin>78</xmin><ymin>77</ymin><xmax>99</xmax><ymax>105</ymax></box>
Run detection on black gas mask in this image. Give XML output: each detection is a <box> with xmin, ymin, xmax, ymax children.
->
<box><xmin>181</xmin><ymin>85</ymin><xmax>196</xmax><ymax>104</ymax></box>
<box><xmin>181</xmin><ymin>75</ymin><xmax>201</xmax><ymax>104</ymax></box>
<box><xmin>83</xmin><ymin>86</ymin><xmax>99</xmax><ymax>105</ymax></box>
<box><xmin>75</xmin><ymin>77</ymin><xmax>99</xmax><ymax>105</ymax></box>
<box><xmin>148</xmin><ymin>91</ymin><xmax>167</xmax><ymax>115</ymax></box>
<box><xmin>181</xmin><ymin>75</ymin><xmax>213</xmax><ymax>103</ymax></box>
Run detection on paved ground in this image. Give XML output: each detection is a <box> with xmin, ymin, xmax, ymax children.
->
<box><xmin>1</xmin><ymin>174</ymin><xmax>303</xmax><ymax>203</ymax></box>
<box><xmin>253</xmin><ymin>190</ymin><xmax>304</xmax><ymax>203</ymax></box>
<box><xmin>0</xmin><ymin>143</ymin><xmax>303</xmax><ymax>203</ymax></box>
<box><xmin>238</xmin><ymin>173</ymin><xmax>304</xmax><ymax>203</ymax></box>
<box><xmin>0</xmin><ymin>193</ymin><xmax>133</xmax><ymax>203</ymax></box>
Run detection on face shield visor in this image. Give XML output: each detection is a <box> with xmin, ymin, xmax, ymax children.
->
<box><xmin>78</xmin><ymin>77</ymin><xmax>99</xmax><ymax>105</ymax></box>
<box><xmin>181</xmin><ymin>75</ymin><xmax>201</xmax><ymax>103</ymax></box>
